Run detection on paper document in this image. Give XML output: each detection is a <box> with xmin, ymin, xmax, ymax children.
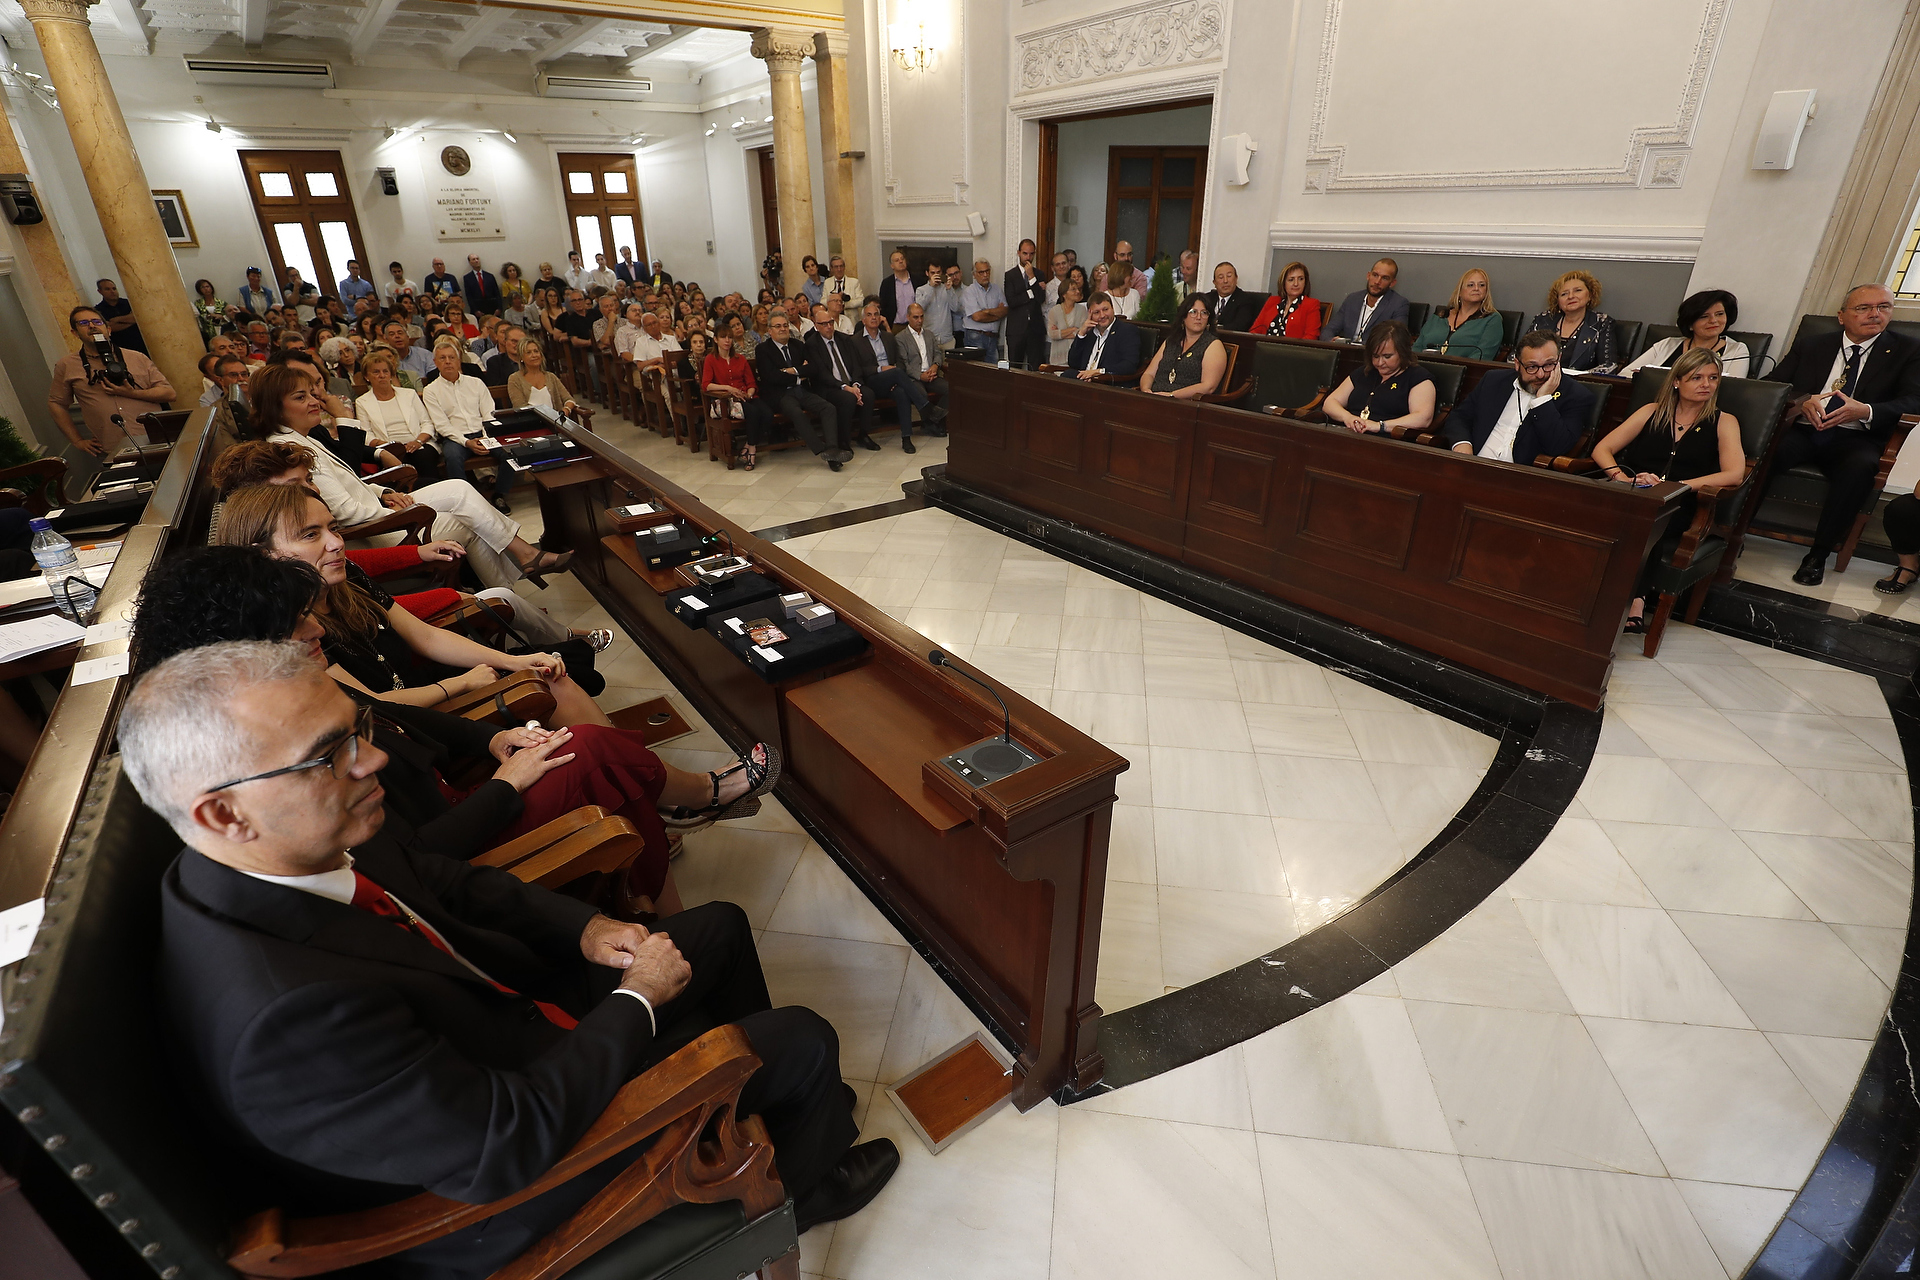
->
<box><xmin>83</xmin><ymin>617</ymin><xmax>132</xmax><ymax>645</ymax></box>
<box><xmin>0</xmin><ymin>613</ymin><xmax>84</xmax><ymax>663</ymax></box>
<box><xmin>70</xmin><ymin>652</ymin><xmax>130</xmax><ymax>686</ymax></box>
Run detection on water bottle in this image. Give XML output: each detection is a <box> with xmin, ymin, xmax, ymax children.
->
<box><xmin>29</xmin><ymin>518</ymin><xmax>96</xmax><ymax>623</ymax></box>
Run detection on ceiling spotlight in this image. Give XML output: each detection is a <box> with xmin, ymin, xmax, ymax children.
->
<box><xmin>705</xmin><ymin>123</ymin><xmax>716</xmax><ymax>136</ymax></box>
<box><xmin>204</xmin><ymin>119</ymin><xmax>222</xmax><ymax>133</ymax></box>
<box><xmin>383</xmin><ymin>126</ymin><xmax>395</xmax><ymax>139</ymax></box>
<box><xmin>502</xmin><ymin>130</ymin><xmax>517</xmax><ymax>143</ymax></box>
<box><xmin>763</xmin><ymin>114</ymin><xmax>773</xmax><ymax>123</ymax></box>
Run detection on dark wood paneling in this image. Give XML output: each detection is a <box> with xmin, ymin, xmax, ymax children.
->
<box><xmin>946</xmin><ymin>364</ymin><xmax>1686</xmax><ymax>709</ymax></box>
<box><xmin>548</xmin><ymin>430</ymin><xmax>1127</xmax><ymax>1107</ymax></box>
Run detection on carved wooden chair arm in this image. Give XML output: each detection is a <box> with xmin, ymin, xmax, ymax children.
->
<box><xmin>441</xmin><ymin>671</ymin><xmax>558</xmax><ymax>728</ymax></box>
<box><xmin>226</xmin><ymin>1027</ymin><xmax>778</xmax><ymax>1279</ymax></box>
<box><xmin>1669</xmin><ymin>484</ymin><xmax>1723</xmax><ymax>567</ymax></box>
<box><xmin>366</xmin><ymin>463</ymin><xmax>419</xmax><ymax>492</ymax></box>
<box><xmin>424</xmin><ymin>597</ymin><xmax>514</xmax><ymax>639</ymax></box>
<box><xmin>1872</xmin><ymin>415</ymin><xmax>1919</xmax><ymax>487</ymax></box>
<box><xmin>340</xmin><ymin>502</ymin><xmax>437</xmax><ymax>544</ymax></box>
<box><xmin>0</xmin><ymin>457</ymin><xmax>70</xmax><ymax>514</ymax></box>
<box><xmin>477</xmin><ymin>815</ymin><xmax>649</xmax><ymax>888</ymax></box>
<box><xmin>1196</xmin><ymin>377</ymin><xmax>1253</xmax><ymax>406</ymax></box>
<box><xmin>1537</xmin><ymin>455</ymin><xmax>1602</xmax><ymax>474</ymax></box>
<box><xmin>476</xmin><ymin>805</ymin><xmax>610</xmax><ymax>865</ymax></box>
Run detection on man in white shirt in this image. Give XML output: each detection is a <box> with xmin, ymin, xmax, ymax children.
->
<box><xmin>585</xmin><ymin>254</ymin><xmax>618</xmax><ymax>294</ymax></box>
<box><xmin>624</xmin><ymin>311</ymin><xmax>681</xmax><ymax>382</ymax></box>
<box><xmin>825</xmin><ymin>292</ymin><xmax>856</xmax><ymax>336</ymax></box>
<box><xmin>381</xmin><ymin>261</ymin><xmax>418</xmax><ymax>305</ymax></box>
<box><xmin>1445</xmin><ymin>332</ymin><xmax>1594</xmax><ymax>464</ymax></box>
<box><xmin>562</xmin><ymin>251</ymin><xmax>589</xmax><ymax>294</ymax></box>
<box><xmin>1043</xmin><ymin>252</ymin><xmax>1070</xmax><ymax>309</ymax></box>
<box><xmin>422</xmin><ymin>338</ymin><xmax>514</xmax><ymax>510</ymax></box>
<box><xmin>823</xmin><ymin>254</ymin><xmax>862</xmax><ymax>306</ymax></box>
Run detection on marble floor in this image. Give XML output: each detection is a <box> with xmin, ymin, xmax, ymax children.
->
<box><xmin>1734</xmin><ymin>533</ymin><xmax>1910</xmax><ymax>615</ymax></box>
<box><xmin>502</xmin><ymin>420</ymin><xmax>1911</xmax><ymax>1279</ymax></box>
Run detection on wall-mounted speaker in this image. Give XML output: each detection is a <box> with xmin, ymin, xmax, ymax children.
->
<box><xmin>1753</xmin><ymin>90</ymin><xmax>1816</xmax><ymax>171</ymax></box>
<box><xmin>966</xmin><ymin>210</ymin><xmax>986</xmax><ymax>238</ymax></box>
<box><xmin>0</xmin><ymin>174</ymin><xmax>43</xmax><ymax>225</ymax></box>
<box><xmin>376</xmin><ymin>166</ymin><xmax>398</xmax><ymax>195</ymax></box>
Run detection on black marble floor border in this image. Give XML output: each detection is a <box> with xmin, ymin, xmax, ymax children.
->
<box><xmin>752</xmin><ymin>490</ymin><xmax>928</xmax><ymax>543</ymax></box>
<box><xmin>912</xmin><ymin>466</ymin><xmax>1600</xmax><ymax>1097</ymax></box>
<box><xmin>1686</xmin><ymin>581</ymin><xmax>1920</xmax><ymax>1280</ymax></box>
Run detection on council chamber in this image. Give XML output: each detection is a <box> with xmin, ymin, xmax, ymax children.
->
<box><xmin>0</xmin><ymin>2</ymin><xmax>1914</xmax><ymax>1278</ymax></box>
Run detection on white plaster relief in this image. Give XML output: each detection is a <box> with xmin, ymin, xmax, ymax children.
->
<box><xmin>880</xmin><ymin>0</ymin><xmax>968</xmax><ymax>206</ymax></box>
<box><xmin>1017</xmin><ymin>0</ymin><xmax>1225</xmax><ymax>93</ymax></box>
<box><xmin>1303</xmin><ymin>0</ymin><xmax>1728</xmax><ymax>190</ymax></box>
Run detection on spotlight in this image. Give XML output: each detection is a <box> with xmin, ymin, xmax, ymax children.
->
<box><xmin>383</xmin><ymin>126</ymin><xmax>395</xmax><ymax>139</ymax></box>
<box><xmin>763</xmin><ymin>114</ymin><xmax>772</xmax><ymax>123</ymax></box>
<box><xmin>502</xmin><ymin>130</ymin><xmax>517</xmax><ymax>143</ymax></box>
<box><xmin>204</xmin><ymin>119</ymin><xmax>222</xmax><ymax>133</ymax></box>
<box><xmin>705</xmin><ymin>123</ymin><xmax>716</xmax><ymax>136</ymax></box>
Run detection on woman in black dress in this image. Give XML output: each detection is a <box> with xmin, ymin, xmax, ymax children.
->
<box><xmin>1138</xmin><ymin>293</ymin><xmax>1229</xmax><ymax>398</ymax></box>
<box><xmin>1323</xmin><ymin>320</ymin><xmax>1435</xmax><ymax>435</ymax></box>
<box><xmin>1590</xmin><ymin>347</ymin><xmax>1746</xmax><ymax>631</ymax></box>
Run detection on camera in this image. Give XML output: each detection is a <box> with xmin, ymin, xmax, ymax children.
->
<box><xmin>81</xmin><ymin>333</ymin><xmax>130</xmax><ymax>387</ymax></box>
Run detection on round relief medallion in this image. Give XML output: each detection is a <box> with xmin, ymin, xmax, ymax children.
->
<box><xmin>440</xmin><ymin>145</ymin><xmax>472</xmax><ymax>176</ymax></box>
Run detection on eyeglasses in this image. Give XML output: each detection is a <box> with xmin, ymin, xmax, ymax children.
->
<box><xmin>1518</xmin><ymin>359</ymin><xmax>1559</xmax><ymax>374</ymax></box>
<box><xmin>74</xmin><ymin>317</ymin><xmax>106</xmax><ymax>328</ymax></box>
<box><xmin>206</xmin><ymin>705</ymin><xmax>374</xmax><ymax>793</ymax></box>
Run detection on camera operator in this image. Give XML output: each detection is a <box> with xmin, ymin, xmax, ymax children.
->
<box><xmin>48</xmin><ymin>305</ymin><xmax>174</xmax><ymax>459</ymax></box>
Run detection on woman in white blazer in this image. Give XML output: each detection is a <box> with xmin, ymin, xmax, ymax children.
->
<box><xmin>1621</xmin><ymin>289</ymin><xmax>1750</xmax><ymax>379</ymax></box>
<box><xmin>354</xmin><ymin>348</ymin><xmax>441</xmax><ymax>476</ymax></box>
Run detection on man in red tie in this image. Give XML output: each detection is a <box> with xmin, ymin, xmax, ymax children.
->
<box><xmin>121</xmin><ymin>641</ymin><xmax>895</xmax><ymax>1279</ymax></box>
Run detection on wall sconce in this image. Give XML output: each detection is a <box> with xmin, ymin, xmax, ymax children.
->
<box><xmin>889</xmin><ymin>6</ymin><xmax>937</xmax><ymax>75</ymax></box>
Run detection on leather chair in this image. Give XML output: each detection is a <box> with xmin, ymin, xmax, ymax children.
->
<box><xmin>1638</xmin><ymin>324</ymin><xmax>1775</xmax><ymax>373</ymax></box>
<box><xmin>134</xmin><ymin>409</ymin><xmax>192</xmax><ymax>444</ymax></box>
<box><xmin>1497</xmin><ymin>310</ymin><xmax>1526</xmax><ymax>359</ymax></box>
<box><xmin>1611</xmin><ymin>320</ymin><xmax>1645</xmax><ymax>365</ymax></box>
<box><xmin>1791</xmin><ymin>313</ymin><xmax>1920</xmax><ymax>348</ymax></box>
<box><xmin>1244</xmin><ymin>343</ymin><xmax>1339</xmax><ymax>418</ymax></box>
<box><xmin>1387</xmin><ymin>361</ymin><xmax>1466</xmax><ymax>443</ymax></box>
<box><xmin>1748</xmin><ymin>415</ymin><xmax>1919</xmax><ymax>573</ymax></box>
<box><xmin>0</xmin><ymin>760</ymin><xmax>801</xmax><ymax>1280</ymax></box>
<box><xmin>1404</xmin><ymin>302</ymin><xmax>1431</xmax><ymax>340</ymax></box>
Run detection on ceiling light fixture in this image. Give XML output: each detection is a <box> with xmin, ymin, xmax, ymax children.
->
<box><xmin>705</xmin><ymin>123</ymin><xmax>717</xmax><ymax>136</ymax></box>
<box><xmin>204</xmin><ymin>118</ymin><xmax>222</xmax><ymax>133</ymax></box>
<box><xmin>889</xmin><ymin>1</ymin><xmax>939</xmax><ymax>75</ymax></box>
<box><xmin>763</xmin><ymin>114</ymin><xmax>772</xmax><ymax>123</ymax></box>
<box><xmin>502</xmin><ymin>130</ymin><xmax>517</xmax><ymax>143</ymax></box>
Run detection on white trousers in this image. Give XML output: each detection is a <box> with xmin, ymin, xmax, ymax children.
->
<box><xmin>475</xmin><ymin>587</ymin><xmax>573</xmax><ymax>645</ymax></box>
<box><xmin>410</xmin><ymin>479</ymin><xmax>524</xmax><ymax>588</ymax></box>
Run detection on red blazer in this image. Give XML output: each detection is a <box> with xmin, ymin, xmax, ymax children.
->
<box><xmin>701</xmin><ymin>352</ymin><xmax>757</xmax><ymax>397</ymax></box>
<box><xmin>1249</xmin><ymin>295</ymin><xmax>1324</xmax><ymax>339</ymax></box>
<box><xmin>347</xmin><ymin>546</ymin><xmax>459</xmax><ymax>620</ymax></box>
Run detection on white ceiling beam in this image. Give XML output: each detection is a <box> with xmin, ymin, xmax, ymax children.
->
<box><xmin>347</xmin><ymin>0</ymin><xmax>408</xmax><ymax>64</ymax></box>
<box><xmin>100</xmin><ymin>0</ymin><xmax>152</xmax><ymax>53</ymax></box>
<box><xmin>439</xmin><ymin>7</ymin><xmax>513</xmax><ymax>69</ymax></box>
<box><xmin>238</xmin><ymin>0</ymin><xmax>268</xmax><ymax>47</ymax></box>
<box><xmin>533</xmin><ymin>15</ymin><xmax>620</xmax><ymax>65</ymax></box>
<box><xmin>621</xmin><ymin>23</ymin><xmax>701</xmax><ymax>72</ymax></box>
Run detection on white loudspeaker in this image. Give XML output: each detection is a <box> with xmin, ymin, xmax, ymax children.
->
<box><xmin>966</xmin><ymin>211</ymin><xmax>986</xmax><ymax>237</ymax></box>
<box><xmin>1220</xmin><ymin>132</ymin><xmax>1258</xmax><ymax>186</ymax></box>
<box><xmin>1753</xmin><ymin>90</ymin><xmax>1816</xmax><ymax>170</ymax></box>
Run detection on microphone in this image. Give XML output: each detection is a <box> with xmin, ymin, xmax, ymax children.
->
<box><xmin>929</xmin><ymin>648</ymin><xmax>1011</xmax><ymax>744</ymax></box>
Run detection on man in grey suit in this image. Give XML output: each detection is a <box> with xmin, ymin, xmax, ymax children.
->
<box><xmin>1322</xmin><ymin>257</ymin><xmax>1410</xmax><ymax>343</ymax></box>
<box><xmin>896</xmin><ymin>303</ymin><xmax>949</xmax><ymax>436</ymax></box>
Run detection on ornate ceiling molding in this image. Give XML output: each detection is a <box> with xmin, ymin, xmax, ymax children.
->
<box><xmin>1016</xmin><ymin>0</ymin><xmax>1225</xmax><ymax>95</ymax></box>
<box><xmin>1303</xmin><ymin>0</ymin><xmax>1727</xmax><ymax>191</ymax></box>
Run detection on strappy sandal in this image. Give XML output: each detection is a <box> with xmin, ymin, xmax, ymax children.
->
<box><xmin>515</xmin><ymin>548</ymin><xmax>575</xmax><ymax>587</ymax></box>
<box><xmin>1622</xmin><ymin>615</ymin><xmax>1648</xmax><ymax>634</ymax></box>
<box><xmin>665</xmin><ymin>741</ymin><xmax>781</xmax><ymax>825</ymax></box>
<box><xmin>1876</xmin><ymin>566</ymin><xmax>1920</xmax><ymax>596</ymax></box>
<box><xmin>577</xmin><ymin>628</ymin><xmax>614</xmax><ymax>651</ymax></box>
<box><xmin>742</xmin><ymin>446</ymin><xmax>757</xmax><ymax>471</ymax></box>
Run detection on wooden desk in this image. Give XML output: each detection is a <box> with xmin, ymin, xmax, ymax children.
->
<box><xmin>943</xmin><ymin>363</ymin><xmax>1685</xmax><ymax>710</ymax></box>
<box><xmin>540</xmin><ymin>427</ymin><xmax>1128</xmax><ymax>1108</ymax></box>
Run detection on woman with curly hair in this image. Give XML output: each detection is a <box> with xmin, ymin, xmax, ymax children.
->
<box><xmin>1528</xmin><ymin>270</ymin><xmax>1620</xmax><ymax>374</ymax></box>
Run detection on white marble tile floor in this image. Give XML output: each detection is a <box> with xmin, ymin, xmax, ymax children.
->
<box><xmin>520</xmin><ymin>419</ymin><xmax>1908</xmax><ymax>1280</ymax></box>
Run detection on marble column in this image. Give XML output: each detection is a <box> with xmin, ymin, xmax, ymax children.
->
<box><xmin>0</xmin><ymin>91</ymin><xmax>82</xmax><ymax>351</ymax></box>
<box><xmin>812</xmin><ymin>32</ymin><xmax>856</xmax><ymax>277</ymax></box>
<box><xmin>20</xmin><ymin>0</ymin><xmax>203</xmax><ymax>402</ymax></box>
<box><xmin>751</xmin><ymin>26</ymin><xmax>817</xmax><ymax>282</ymax></box>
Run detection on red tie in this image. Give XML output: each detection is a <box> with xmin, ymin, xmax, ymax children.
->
<box><xmin>350</xmin><ymin>871</ymin><xmax>577</xmax><ymax>1030</ymax></box>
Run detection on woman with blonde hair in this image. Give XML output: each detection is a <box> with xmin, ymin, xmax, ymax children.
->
<box><xmin>508</xmin><ymin>332</ymin><xmax>578</xmax><ymax>415</ymax></box>
<box><xmin>1527</xmin><ymin>270</ymin><xmax>1619</xmax><ymax>373</ymax></box>
<box><xmin>1590</xmin><ymin>347</ymin><xmax>1745</xmax><ymax>631</ymax></box>
<box><xmin>353</xmin><ymin>347</ymin><xmax>441</xmax><ymax>476</ymax></box>
<box><xmin>1417</xmin><ymin>268</ymin><xmax>1504</xmax><ymax>360</ymax></box>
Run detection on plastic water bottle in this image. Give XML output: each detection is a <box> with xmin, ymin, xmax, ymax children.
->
<box><xmin>29</xmin><ymin>518</ymin><xmax>96</xmax><ymax>623</ymax></box>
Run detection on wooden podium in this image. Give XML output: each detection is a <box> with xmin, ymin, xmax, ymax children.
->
<box><xmin>538</xmin><ymin>432</ymin><xmax>1127</xmax><ymax>1109</ymax></box>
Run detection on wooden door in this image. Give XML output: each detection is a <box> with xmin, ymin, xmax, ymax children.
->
<box><xmin>557</xmin><ymin>152</ymin><xmax>645</xmax><ymax>270</ymax></box>
<box><xmin>1104</xmin><ymin>146</ymin><xmax>1207</xmax><ymax>269</ymax></box>
<box><xmin>755</xmin><ymin>147</ymin><xmax>781</xmax><ymax>256</ymax></box>
<box><xmin>237</xmin><ymin>149</ymin><xmax>370</xmax><ymax>301</ymax></box>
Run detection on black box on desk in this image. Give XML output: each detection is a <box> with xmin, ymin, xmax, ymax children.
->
<box><xmin>705</xmin><ymin>604</ymin><xmax>869</xmax><ymax>682</ymax></box>
<box><xmin>665</xmin><ymin>571</ymin><xmax>781</xmax><ymax>628</ymax></box>
<box><xmin>638</xmin><ymin>524</ymin><xmax>718</xmax><ymax>571</ymax></box>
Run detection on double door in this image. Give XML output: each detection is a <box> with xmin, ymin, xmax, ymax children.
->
<box><xmin>238</xmin><ymin>149</ymin><xmax>369</xmax><ymax>301</ymax></box>
<box><xmin>560</xmin><ymin>152</ymin><xmax>645</xmax><ymax>268</ymax></box>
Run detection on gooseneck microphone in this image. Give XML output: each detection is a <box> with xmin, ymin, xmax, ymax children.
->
<box><xmin>929</xmin><ymin>648</ymin><xmax>1012</xmax><ymax>744</ymax></box>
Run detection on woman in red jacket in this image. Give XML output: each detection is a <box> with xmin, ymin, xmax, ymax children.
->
<box><xmin>703</xmin><ymin>328</ymin><xmax>774</xmax><ymax>469</ymax></box>
<box><xmin>1249</xmin><ymin>261</ymin><xmax>1324</xmax><ymax>339</ymax></box>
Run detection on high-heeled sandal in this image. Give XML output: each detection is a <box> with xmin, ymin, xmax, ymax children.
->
<box><xmin>1876</xmin><ymin>566</ymin><xmax>1920</xmax><ymax>595</ymax></box>
<box><xmin>1622</xmin><ymin>615</ymin><xmax>1647</xmax><ymax>634</ymax></box>
<box><xmin>665</xmin><ymin>742</ymin><xmax>781</xmax><ymax>825</ymax></box>
<box><xmin>515</xmin><ymin>548</ymin><xmax>575</xmax><ymax>588</ymax></box>
<box><xmin>578</xmin><ymin>628</ymin><xmax>614</xmax><ymax>651</ymax></box>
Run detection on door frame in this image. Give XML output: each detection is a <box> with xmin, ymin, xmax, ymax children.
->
<box><xmin>236</xmin><ymin>149</ymin><xmax>370</xmax><ymax>300</ymax></box>
<box><xmin>1027</xmin><ymin>94</ymin><xmax>1215</xmax><ymax>274</ymax></box>
<box><xmin>557</xmin><ymin>152</ymin><xmax>646</xmax><ymax>270</ymax></box>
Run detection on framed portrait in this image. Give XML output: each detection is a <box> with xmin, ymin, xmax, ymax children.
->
<box><xmin>152</xmin><ymin>190</ymin><xmax>196</xmax><ymax>247</ymax></box>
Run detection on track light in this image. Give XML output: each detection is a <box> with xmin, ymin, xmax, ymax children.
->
<box><xmin>204</xmin><ymin>119</ymin><xmax>222</xmax><ymax>133</ymax></box>
<box><xmin>705</xmin><ymin>123</ymin><xmax>716</xmax><ymax>136</ymax></box>
<box><xmin>764</xmin><ymin>114</ymin><xmax>773</xmax><ymax>123</ymax></box>
<box><xmin>502</xmin><ymin>130</ymin><xmax>517</xmax><ymax>143</ymax></box>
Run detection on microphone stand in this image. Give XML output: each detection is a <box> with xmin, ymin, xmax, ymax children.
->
<box><xmin>929</xmin><ymin>649</ymin><xmax>1012</xmax><ymax>744</ymax></box>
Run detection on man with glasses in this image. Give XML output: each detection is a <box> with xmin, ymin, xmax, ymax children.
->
<box><xmin>1445</xmin><ymin>332</ymin><xmax>1593</xmax><ymax>463</ymax></box>
<box><xmin>121</xmin><ymin>640</ymin><xmax>890</xmax><ymax>1280</ymax></box>
<box><xmin>1766</xmin><ymin>283</ymin><xmax>1920</xmax><ymax>584</ymax></box>
<box><xmin>47</xmin><ymin>305</ymin><xmax>174</xmax><ymax>459</ymax></box>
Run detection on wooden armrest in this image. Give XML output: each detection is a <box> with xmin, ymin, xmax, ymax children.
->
<box><xmin>0</xmin><ymin>488</ymin><xmax>22</xmax><ymax>509</ymax></box>
<box><xmin>340</xmin><ymin>503</ymin><xmax>437</xmax><ymax>543</ymax></box>
<box><xmin>440</xmin><ymin>671</ymin><xmax>557</xmax><ymax>727</ymax></box>
<box><xmin>366</xmin><ymin>464</ymin><xmax>418</xmax><ymax>492</ymax></box>
<box><xmin>476</xmin><ymin>805</ymin><xmax>611</xmax><ymax>864</ymax></box>
<box><xmin>1669</xmin><ymin>484</ymin><xmax>1722</xmax><ymax>567</ymax></box>
<box><xmin>480</xmin><ymin>815</ymin><xmax>648</xmax><ymax>888</ymax></box>
<box><xmin>0</xmin><ymin>457</ymin><xmax>70</xmax><ymax>513</ymax></box>
<box><xmin>423</xmin><ymin>597</ymin><xmax>512</xmax><ymax>637</ymax></box>
<box><xmin>227</xmin><ymin>1026</ymin><xmax>778</xmax><ymax>1278</ymax></box>
<box><xmin>1197</xmin><ymin>377</ymin><xmax>1253</xmax><ymax>406</ymax></box>
<box><xmin>1539</xmin><ymin>455</ymin><xmax>1601</xmax><ymax>474</ymax></box>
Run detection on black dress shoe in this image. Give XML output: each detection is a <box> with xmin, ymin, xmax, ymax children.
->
<box><xmin>795</xmin><ymin>1139</ymin><xmax>900</xmax><ymax>1234</ymax></box>
<box><xmin>1792</xmin><ymin>550</ymin><xmax>1827</xmax><ymax>586</ymax></box>
<box><xmin>828</xmin><ymin>448</ymin><xmax>854</xmax><ymax>463</ymax></box>
<box><xmin>843</xmin><ymin>1082</ymin><xmax>859</xmax><ymax>1113</ymax></box>
<box><xmin>901</xmin><ymin>439</ymin><xmax>917</xmax><ymax>454</ymax></box>
<box><xmin>857</xmin><ymin>435</ymin><xmax>881</xmax><ymax>451</ymax></box>
<box><xmin>828</xmin><ymin>459</ymin><xmax>843</xmax><ymax>472</ymax></box>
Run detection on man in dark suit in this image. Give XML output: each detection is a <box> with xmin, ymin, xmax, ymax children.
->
<box><xmin>1766</xmin><ymin>284</ymin><xmax>1920</xmax><ymax>584</ymax></box>
<box><xmin>854</xmin><ymin>299</ymin><xmax>938</xmax><ymax>452</ymax></box>
<box><xmin>1191</xmin><ymin>262</ymin><xmax>1267</xmax><ymax>332</ymax></box>
<box><xmin>757</xmin><ymin>312</ymin><xmax>849</xmax><ymax>468</ymax></box>
<box><xmin>1322</xmin><ymin>257</ymin><xmax>1410</xmax><ymax>343</ymax></box>
<box><xmin>122</xmin><ymin>643</ymin><xmax>894</xmax><ymax>1280</ymax></box>
<box><xmin>1067</xmin><ymin>293</ymin><xmax>1144</xmax><ymax>381</ymax></box>
<box><xmin>806</xmin><ymin>301</ymin><xmax>876</xmax><ymax>451</ymax></box>
<box><xmin>614</xmin><ymin>246</ymin><xmax>642</xmax><ymax>286</ymax></box>
<box><xmin>461</xmin><ymin>254</ymin><xmax>502</xmax><ymax>316</ymax></box>
<box><xmin>1002</xmin><ymin>238</ymin><xmax>1048</xmax><ymax>371</ymax></box>
<box><xmin>1445</xmin><ymin>332</ymin><xmax>1595</xmax><ymax>463</ymax></box>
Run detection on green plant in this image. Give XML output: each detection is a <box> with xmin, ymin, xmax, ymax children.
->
<box><xmin>0</xmin><ymin>417</ymin><xmax>45</xmax><ymax>496</ymax></box>
<box><xmin>1135</xmin><ymin>255</ymin><xmax>1179</xmax><ymax>322</ymax></box>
